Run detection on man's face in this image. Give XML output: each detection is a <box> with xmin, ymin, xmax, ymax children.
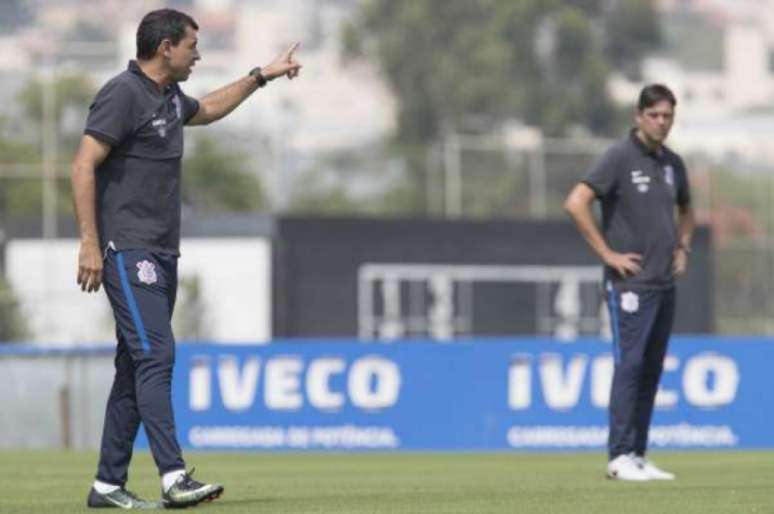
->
<box><xmin>165</xmin><ymin>25</ymin><xmax>200</xmax><ymax>82</ymax></box>
<box><xmin>635</xmin><ymin>99</ymin><xmax>675</xmax><ymax>145</ymax></box>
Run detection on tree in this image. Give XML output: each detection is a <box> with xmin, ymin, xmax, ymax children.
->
<box><xmin>604</xmin><ymin>0</ymin><xmax>662</xmax><ymax>80</ymax></box>
<box><xmin>344</xmin><ymin>0</ymin><xmax>661</xmax><ymax>141</ymax></box>
<box><xmin>182</xmin><ymin>135</ymin><xmax>267</xmax><ymax>213</ymax></box>
<box><xmin>344</xmin><ymin>0</ymin><xmax>514</xmax><ymax>143</ymax></box>
<box><xmin>286</xmin><ymin>147</ymin><xmax>405</xmax><ymax>216</ymax></box>
<box><xmin>0</xmin><ymin>134</ymin><xmax>45</xmax><ymax>221</ymax></box>
<box><xmin>2</xmin><ymin>74</ymin><xmax>98</xmax><ymax>223</ymax></box>
<box><xmin>283</xmin><ymin>142</ymin><xmax>434</xmax><ymax>217</ymax></box>
<box><xmin>17</xmin><ymin>75</ymin><xmax>95</xmax><ymax>132</ymax></box>
<box><xmin>336</xmin><ymin>0</ymin><xmax>662</xmax><ymax>218</ymax></box>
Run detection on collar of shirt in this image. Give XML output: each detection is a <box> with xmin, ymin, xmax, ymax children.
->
<box><xmin>628</xmin><ymin>128</ymin><xmax>664</xmax><ymax>159</ymax></box>
<box><xmin>127</xmin><ymin>60</ymin><xmax>175</xmax><ymax>96</ymax></box>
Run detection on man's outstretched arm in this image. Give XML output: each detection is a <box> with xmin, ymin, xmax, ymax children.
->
<box><xmin>71</xmin><ymin>134</ymin><xmax>112</xmax><ymax>293</ymax></box>
<box><xmin>188</xmin><ymin>42</ymin><xmax>302</xmax><ymax>126</ymax></box>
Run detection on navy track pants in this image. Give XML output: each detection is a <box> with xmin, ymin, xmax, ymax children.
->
<box><xmin>606</xmin><ymin>283</ymin><xmax>676</xmax><ymax>460</ymax></box>
<box><xmin>96</xmin><ymin>248</ymin><xmax>185</xmax><ymax>485</ymax></box>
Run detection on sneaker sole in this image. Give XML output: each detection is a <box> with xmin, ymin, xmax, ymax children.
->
<box><xmin>605</xmin><ymin>471</ymin><xmax>650</xmax><ymax>482</ymax></box>
<box><xmin>88</xmin><ymin>497</ymin><xmax>161</xmax><ymax>509</ymax></box>
<box><xmin>201</xmin><ymin>489</ymin><xmax>223</xmax><ymax>503</ymax></box>
<box><xmin>163</xmin><ymin>486</ymin><xmax>224</xmax><ymax>509</ymax></box>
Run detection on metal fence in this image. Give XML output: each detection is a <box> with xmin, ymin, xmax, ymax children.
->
<box><xmin>2</xmin><ymin>138</ymin><xmax>772</xmax><ymax>340</ymax></box>
<box><xmin>435</xmin><ymin>134</ymin><xmax>774</xmax><ymax>334</ymax></box>
<box><xmin>1</xmin><ymin>62</ymin><xmax>773</xmax><ymax>339</ymax></box>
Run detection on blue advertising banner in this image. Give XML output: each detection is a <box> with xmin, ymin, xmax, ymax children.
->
<box><xmin>170</xmin><ymin>338</ymin><xmax>773</xmax><ymax>451</ymax></box>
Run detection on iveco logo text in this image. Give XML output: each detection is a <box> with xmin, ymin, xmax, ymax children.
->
<box><xmin>189</xmin><ymin>355</ymin><xmax>401</xmax><ymax>412</ymax></box>
<box><xmin>508</xmin><ymin>352</ymin><xmax>739</xmax><ymax>411</ymax></box>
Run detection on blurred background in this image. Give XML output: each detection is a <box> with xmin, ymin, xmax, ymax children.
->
<box><xmin>1</xmin><ymin>0</ymin><xmax>774</xmax><ymax>451</ymax></box>
<box><xmin>2</xmin><ymin>0</ymin><xmax>774</xmax><ymax>344</ymax></box>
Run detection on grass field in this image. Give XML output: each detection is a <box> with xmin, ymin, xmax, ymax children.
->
<box><xmin>0</xmin><ymin>451</ymin><xmax>770</xmax><ymax>513</ymax></box>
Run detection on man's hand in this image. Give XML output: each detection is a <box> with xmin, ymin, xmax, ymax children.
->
<box><xmin>262</xmin><ymin>42</ymin><xmax>302</xmax><ymax>81</ymax></box>
<box><xmin>188</xmin><ymin>43</ymin><xmax>302</xmax><ymax>126</ymax></box>
<box><xmin>603</xmin><ymin>251</ymin><xmax>643</xmax><ymax>278</ymax></box>
<box><xmin>673</xmin><ymin>247</ymin><xmax>688</xmax><ymax>276</ymax></box>
<box><xmin>72</xmin><ymin>135</ymin><xmax>109</xmax><ymax>292</ymax></box>
<box><xmin>77</xmin><ymin>239</ymin><xmax>103</xmax><ymax>293</ymax></box>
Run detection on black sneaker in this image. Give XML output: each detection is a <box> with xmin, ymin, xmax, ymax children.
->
<box><xmin>161</xmin><ymin>469</ymin><xmax>223</xmax><ymax>509</ymax></box>
<box><xmin>87</xmin><ymin>486</ymin><xmax>160</xmax><ymax>509</ymax></box>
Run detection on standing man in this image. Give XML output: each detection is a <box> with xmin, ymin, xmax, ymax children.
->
<box><xmin>71</xmin><ymin>9</ymin><xmax>301</xmax><ymax>509</ymax></box>
<box><xmin>564</xmin><ymin>84</ymin><xmax>694</xmax><ymax>481</ymax></box>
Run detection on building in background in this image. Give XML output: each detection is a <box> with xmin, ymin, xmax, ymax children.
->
<box><xmin>4</xmin><ymin>0</ymin><xmax>774</xmax><ymax>343</ymax></box>
<box><xmin>613</xmin><ymin>0</ymin><xmax>774</xmax><ymax>161</ymax></box>
<box><xmin>0</xmin><ymin>0</ymin><xmax>397</xmax><ymax>207</ymax></box>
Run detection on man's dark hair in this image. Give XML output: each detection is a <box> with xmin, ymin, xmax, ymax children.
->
<box><xmin>136</xmin><ymin>9</ymin><xmax>198</xmax><ymax>60</ymax></box>
<box><xmin>638</xmin><ymin>84</ymin><xmax>677</xmax><ymax>111</ymax></box>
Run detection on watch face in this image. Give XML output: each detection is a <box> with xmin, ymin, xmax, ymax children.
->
<box><xmin>250</xmin><ymin>67</ymin><xmax>266</xmax><ymax>85</ymax></box>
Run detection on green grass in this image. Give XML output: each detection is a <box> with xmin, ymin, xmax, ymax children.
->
<box><xmin>0</xmin><ymin>451</ymin><xmax>771</xmax><ymax>513</ymax></box>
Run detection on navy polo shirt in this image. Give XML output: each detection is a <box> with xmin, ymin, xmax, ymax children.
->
<box><xmin>582</xmin><ymin>129</ymin><xmax>691</xmax><ymax>290</ymax></box>
<box><xmin>84</xmin><ymin>60</ymin><xmax>199</xmax><ymax>255</ymax></box>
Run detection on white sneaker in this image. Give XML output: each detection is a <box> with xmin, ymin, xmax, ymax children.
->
<box><xmin>633</xmin><ymin>455</ymin><xmax>675</xmax><ymax>480</ymax></box>
<box><xmin>607</xmin><ymin>454</ymin><xmax>651</xmax><ymax>481</ymax></box>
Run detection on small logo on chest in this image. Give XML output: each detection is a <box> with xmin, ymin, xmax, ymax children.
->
<box><xmin>630</xmin><ymin>170</ymin><xmax>650</xmax><ymax>193</ymax></box>
<box><xmin>137</xmin><ymin>260</ymin><xmax>158</xmax><ymax>285</ymax></box>
<box><xmin>152</xmin><ymin>118</ymin><xmax>167</xmax><ymax>138</ymax></box>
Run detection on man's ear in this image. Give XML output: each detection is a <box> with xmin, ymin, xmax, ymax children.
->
<box><xmin>158</xmin><ymin>39</ymin><xmax>172</xmax><ymax>58</ymax></box>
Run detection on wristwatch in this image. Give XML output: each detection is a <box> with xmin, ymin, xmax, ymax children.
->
<box><xmin>249</xmin><ymin>66</ymin><xmax>267</xmax><ymax>88</ymax></box>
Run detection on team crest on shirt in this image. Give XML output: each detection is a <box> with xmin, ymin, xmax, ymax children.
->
<box><xmin>173</xmin><ymin>95</ymin><xmax>182</xmax><ymax>120</ymax></box>
<box><xmin>137</xmin><ymin>260</ymin><xmax>158</xmax><ymax>285</ymax></box>
<box><xmin>620</xmin><ymin>291</ymin><xmax>639</xmax><ymax>313</ymax></box>
<box><xmin>663</xmin><ymin>164</ymin><xmax>674</xmax><ymax>186</ymax></box>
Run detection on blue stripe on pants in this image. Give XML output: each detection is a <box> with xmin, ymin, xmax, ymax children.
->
<box><xmin>116</xmin><ymin>252</ymin><xmax>150</xmax><ymax>353</ymax></box>
<box><xmin>607</xmin><ymin>283</ymin><xmax>621</xmax><ymax>364</ymax></box>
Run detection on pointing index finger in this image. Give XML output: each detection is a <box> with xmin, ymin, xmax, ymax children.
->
<box><xmin>286</xmin><ymin>42</ymin><xmax>300</xmax><ymax>57</ymax></box>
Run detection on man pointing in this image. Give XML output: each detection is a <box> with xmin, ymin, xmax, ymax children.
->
<box><xmin>71</xmin><ymin>8</ymin><xmax>301</xmax><ymax>508</ymax></box>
